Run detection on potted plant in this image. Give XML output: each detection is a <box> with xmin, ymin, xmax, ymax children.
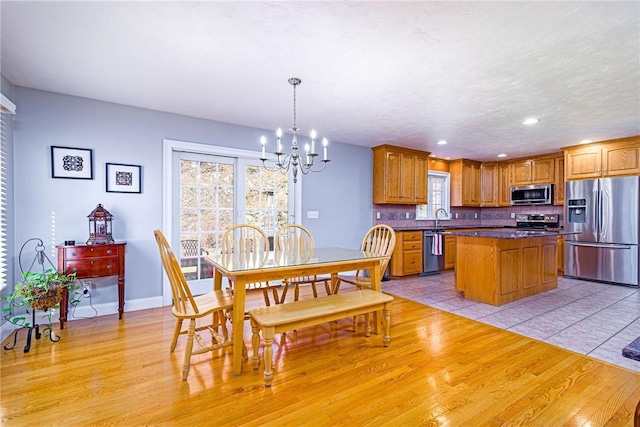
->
<box><xmin>2</xmin><ymin>268</ymin><xmax>78</xmax><ymax>331</ymax></box>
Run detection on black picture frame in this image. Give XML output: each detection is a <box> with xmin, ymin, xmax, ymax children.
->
<box><xmin>106</xmin><ymin>163</ymin><xmax>142</xmax><ymax>194</ymax></box>
<box><xmin>51</xmin><ymin>146</ymin><xmax>94</xmax><ymax>179</ymax></box>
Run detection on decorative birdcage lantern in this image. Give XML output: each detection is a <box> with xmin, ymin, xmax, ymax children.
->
<box><xmin>87</xmin><ymin>204</ymin><xmax>114</xmax><ymax>245</ymax></box>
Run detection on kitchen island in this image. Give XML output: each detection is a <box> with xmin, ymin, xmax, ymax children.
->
<box><xmin>446</xmin><ymin>229</ymin><xmax>575</xmax><ymax>306</ymax></box>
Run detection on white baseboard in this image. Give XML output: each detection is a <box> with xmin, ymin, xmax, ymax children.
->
<box><xmin>1</xmin><ymin>296</ymin><xmax>165</xmax><ymax>343</ymax></box>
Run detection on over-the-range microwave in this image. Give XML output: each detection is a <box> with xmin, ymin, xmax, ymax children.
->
<box><xmin>510</xmin><ymin>184</ymin><xmax>554</xmax><ymax>206</ymax></box>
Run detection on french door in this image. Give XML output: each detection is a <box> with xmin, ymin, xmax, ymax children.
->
<box><xmin>168</xmin><ymin>143</ymin><xmax>296</xmax><ymax>297</ymax></box>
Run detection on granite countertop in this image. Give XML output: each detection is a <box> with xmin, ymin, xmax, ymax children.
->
<box><xmin>443</xmin><ymin>229</ymin><xmax>577</xmax><ymax>239</ymax></box>
<box><xmin>392</xmin><ymin>225</ymin><xmax>502</xmax><ymax>232</ymax></box>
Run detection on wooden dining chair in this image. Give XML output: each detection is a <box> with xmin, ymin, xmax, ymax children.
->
<box><xmin>154</xmin><ymin>229</ymin><xmax>238</xmax><ymax>381</ymax></box>
<box><xmin>275</xmin><ymin>224</ymin><xmax>331</xmax><ymax>303</ymax></box>
<box><xmin>221</xmin><ymin>224</ymin><xmax>280</xmax><ymax>306</ymax></box>
<box><xmin>333</xmin><ymin>224</ymin><xmax>396</xmax><ymax>328</ymax></box>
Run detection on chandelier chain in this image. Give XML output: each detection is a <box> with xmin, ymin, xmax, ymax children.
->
<box><xmin>292</xmin><ymin>81</ymin><xmax>297</xmax><ymax>130</ymax></box>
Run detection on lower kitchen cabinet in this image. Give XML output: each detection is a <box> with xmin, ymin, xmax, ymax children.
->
<box><xmin>390</xmin><ymin>231</ymin><xmax>423</xmax><ymax>277</ymax></box>
<box><xmin>444</xmin><ymin>235</ymin><xmax>455</xmax><ymax>270</ymax></box>
<box><xmin>557</xmin><ymin>235</ymin><xmax>564</xmax><ymax>273</ymax></box>
<box><xmin>455</xmin><ymin>235</ymin><xmax>558</xmax><ymax>305</ymax></box>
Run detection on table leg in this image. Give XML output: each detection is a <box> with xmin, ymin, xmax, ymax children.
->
<box><xmin>117</xmin><ymin>274</ymin><xmax>125</xmax><ymax>320</ymax></box>
<box><xmin>330</xmin><ymin>272</ymin><xmax>338</xmax><ymax>294</ymax></box>
<box><xmin>60</xmin><ymin>288</ymin><xmax>69</xmax><ymax>330</ymax></box>
<box><xmin>214</xmin><ymin>268</ymin><xmax>223</xmax><ymax>291</ymax></box>
<box><xmin>370</xmin><ymin>260</ymin><xmax>382</xmax><ymax>334</ymax></box>
<box><xmin>232</xmin><ymin>277</ymin><xmax>247</xmax><ymax>375</ymax></box>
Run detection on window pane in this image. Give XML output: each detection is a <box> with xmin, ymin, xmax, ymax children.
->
<box><xmin>179</xmin><ymin>158</ymin><xmax>235</xmax><ymax>281</ymax></box>
<box><xmin>417</xmin><ymin>172</ymin><xmax>450</xmax><ymax>219</ymax></box>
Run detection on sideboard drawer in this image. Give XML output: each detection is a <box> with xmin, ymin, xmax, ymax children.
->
<box><xmin>64</xmin><ymin>258</ymin><xmax>119</xmax><ymax>277</ymax></box>
<box><xmin>65</xmin><ymin>245</ymin><xmax>119</xmax><ymax>259</ymax></box>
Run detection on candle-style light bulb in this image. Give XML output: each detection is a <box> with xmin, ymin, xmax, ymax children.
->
<box><xmin>276</xmin><ymin>128</ymin><xmax>283</xmax><ymax>153</ymax></box>
<box><xmin>310</xmin><ymin>129</ymin><xmax>316</xmax><ymax>154</ymax></box>
<box><xmin>322</xmin><ymin>138</ymin><xmax>328</xmax><ymax>161</ymax></box>
<box><xmin>260</xmin><ymin>136</ymin><xmax>266</xmax><ymax>158</ymax></box>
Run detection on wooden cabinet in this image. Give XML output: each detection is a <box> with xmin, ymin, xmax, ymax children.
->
<box><xmin>390</xmin><ymin>231</ymin><xmax>423</xmax><ymax>277</ymax></box>
<box><xmin>498</xmin><ymin>163</ymin><xmax>512</xmax><ymax>206</ymax></box>
<box><xmin>444</xmin><ymin>235</ymin><xmax>456</xmax><ymax>270</ymax></box>
<box><xmin>455</xmin><ymin>235</ymin><xmax>558</xmax><ymax>306</ymax></box>
<box><xmin>450</xmin><ymin>159</ymin><xmax>481</xmax><ymax>206</ymax></box>
<box><xmin>557</xmin><ymin>236</ymin><xmax>564</xmax><ymax>273</ymax></box>
<box><xmin>564</xmin><ymin>137</ymin><xmax>640</xmax><ymax>180</ymax></box>
<box><xmin>511</xmin><ymin>157</ymin><xmax>555</xmax><ymax>185</ymax></box>
<box><xmin>57</xmin><ymin>242</ymin><xmax>126</xmax><ymax>329</ymax></box>
<box><xmin>480</xmin><ymin>163</ymin><xmax>499</xmax><ymax>207</ymax></box>
<box><xmin>554</xmin><ymin>156</ymin><xmax>565</xmax><ymax>205</ymax></box>
<box><xmin>373</xmin><ymin>145</ymin><xmax>430</xmax><ymax>204</ymax></box>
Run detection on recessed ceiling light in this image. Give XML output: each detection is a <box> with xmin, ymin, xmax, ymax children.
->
<box><xmin>579</xmin><ymin>139</ymin><xmax>593</xmax><ymax>144</ymax></box>
<box><xmin>523</xmin><ymin>118</ymin><xmax>540</xmax><ymax>125</ymax></box>
<box><xmin>497</xmin><ymin>153</ymin><xmax>507</xmax><ymax>158</ymax></box>
<box><xmin>437</xmin><ymin>140</ymin><xmax>448</xmax><ymax>145</ymax></box>
<box><xmin>429</xmin><ymin>153</ymin><xmax>437</xmax><ymax>157</ymax></box>
<box><xmin>445</xmin><ymin>157</ymin><xmax>451</xmax><ymax>160</ymax></box>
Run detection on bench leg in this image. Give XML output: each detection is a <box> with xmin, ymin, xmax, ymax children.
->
<box><xmin>364</xmin><ymin>313</ymin><xmax>371</xmax><ymax>337</ymax></box>
<box><xmin>250</xmin><ymin>318</ymin><xmax>260</xmax><ymax>370</ymax></box>
<box><xmin>382</xmin><ymin>305</ymin><xmax>391</xmax><ymax>347</ymax></box>
<box><xmin>263</xmin><ymin>327</ymin><xmax>275</xmax><ymax>387</ymax></box>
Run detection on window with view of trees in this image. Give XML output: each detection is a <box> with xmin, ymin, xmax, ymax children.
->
<box><xmin>416</xmin><ymin>171</ymin><xmax>450</xmax><ymax>220</ymax></box>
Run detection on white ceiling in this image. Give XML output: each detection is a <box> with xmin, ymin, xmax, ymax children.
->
<box><xmin>1</xmin><ymin>1</ymin><xmax>639</xmax><ymax>161</ymax></box>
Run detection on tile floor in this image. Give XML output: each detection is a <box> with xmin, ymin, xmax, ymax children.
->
<box><xmin>381</xmin><ymin>271</ymin><xmax>640</xmax><ymax>372</ymax></box>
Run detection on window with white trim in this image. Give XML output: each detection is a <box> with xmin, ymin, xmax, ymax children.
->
<box><xmin>416</xmin><ymin>171</ymin><xmax>451</xmax><ymax>220</ymax></box>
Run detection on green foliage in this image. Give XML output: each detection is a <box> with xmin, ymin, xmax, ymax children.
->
<box><xmin>2</xmin><ymin>268</ymin><xmax>78</xmax><ymax>330</ymax></box>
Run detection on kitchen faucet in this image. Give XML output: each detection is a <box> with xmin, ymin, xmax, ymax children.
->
<box><xmin>435</xmin><ymin>208</ymin><xmax>449</xmax><ymax>229</ymax></box>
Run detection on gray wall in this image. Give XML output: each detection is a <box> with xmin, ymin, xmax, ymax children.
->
<box><xmin>10</xmin><ymin>86</ymin><xmax>372</xmax><ymax>307</ymax></box>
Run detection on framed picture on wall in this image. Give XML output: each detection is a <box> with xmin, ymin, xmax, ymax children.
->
<box><xmin>51</xmin><ymin>146</ymin><xmax>94</xmax><ymax>179</ymax></box>
<box><xmin>106</xmin><ymin>163</ymin><xmax>142</xmax><ymax>194</ymax></box>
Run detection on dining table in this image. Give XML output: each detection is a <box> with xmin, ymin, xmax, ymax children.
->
<box><xmin>207</xmin><ymin>247</ymin><xmax>390</xmax><ymax>375</ymax></box>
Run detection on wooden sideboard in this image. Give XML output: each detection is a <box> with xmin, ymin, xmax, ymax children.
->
<box><xmin>56</xmin><ymin>242</ymin><xmax>126</xmax><ymax>329</ymax></box>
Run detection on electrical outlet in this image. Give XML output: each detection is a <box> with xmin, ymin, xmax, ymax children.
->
<box><xmin>376</xmin><ymin>212</ymin><xmax>381</xmax><ymax>219</ymax></box>
<box><xmin>511</xmin><ymin>212</ymin><xmax>516</xmax><ymax>219</ymax></box>
<box><xmin>307</xmin><ymin>211</ymin><xmax>319</xmax><ymax>219</ymax></box>
<box><xmin>474</xmin><ymin>213</ymin><xmax>478</xmax><ymax>219</ymax></box>
<box><xmin>455</xmin><ymin>213</ymin><xmax>459</xmax><ymax>219</ymax></box>
<box><xmin>406</xmin><ymin>212</ymin><xmax>410</xmax><ymax>219</ymax></box>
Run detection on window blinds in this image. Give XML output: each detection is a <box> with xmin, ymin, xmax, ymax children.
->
<box><xmin>0</xmin><ymin>93</ymin><xmax>15</xmax><ymax>290</ymax></box>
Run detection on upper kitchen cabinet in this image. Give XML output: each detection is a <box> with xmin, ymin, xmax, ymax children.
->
<box><xmin>511</xmin><ymin>156</ymin><xmax>556</xmax><ymax>185</ymax></box>
<box><xmin>450</xmin><ymin>159</ymin><xmax>481</xmax><ymax>206</ymax></box>
<box><xmin>480</xmin><ymin>162</ymin><xmax>499</xmax><ymax>207</ymax></box>
<box><xmin>373</xmin><ymin>145</ymin><xmax>430</xmax><ymax>204</ymax></box>
<box><xmin>498</xmin><ymin>163</ymin><xmax>512</xmax><ymax>206</ymax></box>
<box><xmin>554</xmin><ymin>156</ymin><xmax>565</xmax><ymax>205</ymax></box>
<box><xmin>564</xmin><ymin>136</ymin><xmax>640</xmax><ymax>180</ymax></box>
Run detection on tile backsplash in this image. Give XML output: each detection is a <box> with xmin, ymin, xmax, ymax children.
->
<box><xmin>373</xmin><ymin>204</ymin><xmax>564</xmax><ymax>229</ymax></box>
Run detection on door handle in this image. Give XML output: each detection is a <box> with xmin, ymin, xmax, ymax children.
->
<box><xmin>566</xmin><ymin>242</ymin><xmax>630</xmax><ymax>249</ymax></box>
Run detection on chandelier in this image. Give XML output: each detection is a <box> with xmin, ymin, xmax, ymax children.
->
<box><xmin>260</xmin><ymin>77</ymin><xmax>330</xmax><ymax>183</ymax></box>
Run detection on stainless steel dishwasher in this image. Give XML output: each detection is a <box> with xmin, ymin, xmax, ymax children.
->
<box><xmin>419</xmin><ymin>231</ymin><xmax>444</xmax><ymax>276</ymax></box>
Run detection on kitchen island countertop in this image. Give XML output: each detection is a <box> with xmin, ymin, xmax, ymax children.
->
<box><xmin>443</xmin><ymin>229</ymin><xmax>577</xmax><ymax>239</ymax></box>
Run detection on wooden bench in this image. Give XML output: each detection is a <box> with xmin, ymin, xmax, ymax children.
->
<box><xmin>248</xmin><ymin>289</ymin><xmax>393</xmax><ymax>386</ymax></box>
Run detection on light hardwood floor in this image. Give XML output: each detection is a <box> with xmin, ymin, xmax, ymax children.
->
<box><xmin>2</xmin><ymin>289</ymin><xmax>639</xmax><ymax>426</ymax></box>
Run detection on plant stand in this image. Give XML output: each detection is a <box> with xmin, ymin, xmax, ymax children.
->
<box><xmin>3</xmin><ymin>309</ymin><xmax>60</xmax><ymax>353</ymax></box>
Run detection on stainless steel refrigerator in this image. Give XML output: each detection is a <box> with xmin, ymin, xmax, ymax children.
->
<box><xmin>565</xmin><ymin>176</ymin><xmax>639</xmax><ymax>287</ymax></box>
